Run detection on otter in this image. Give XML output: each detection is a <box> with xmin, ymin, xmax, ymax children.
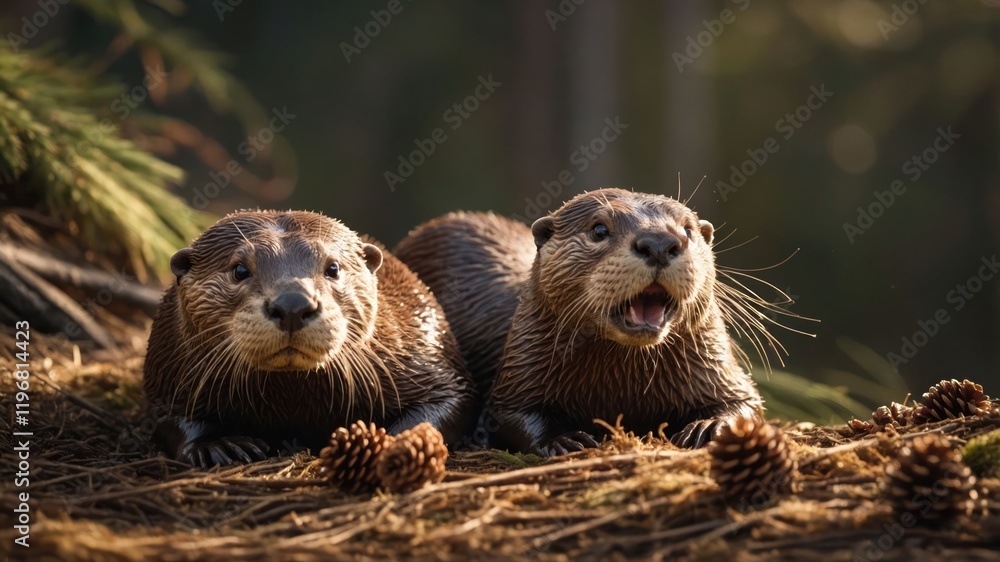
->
<box><xmin>392</xmin><ymin>212</ymin><xmax>537</xmax><ymax>397</ymax></box>
<box><xmin>395</xmin><ymin>189</ymin><xmax>762</xmax><ymax>456</ymax></box>
<box><xmin>143</xmin><ymin>210</ymin><xmax>476</xmax><ymax>467</ymax></box>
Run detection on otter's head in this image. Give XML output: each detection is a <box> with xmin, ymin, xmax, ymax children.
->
<box><xmin>169</xmin><ymin>211</ymin><xmax>383</xmax><ymax>372</ymax></box>
<box><xmin>530</xmin><ymin>188</ymin><xmax>716</xmax><ymax>346</ymax></box>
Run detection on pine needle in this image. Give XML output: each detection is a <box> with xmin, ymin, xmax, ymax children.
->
<box><xmin>0</xmin><ymin>43</ymin><xmax>210</xmax><ymax>282</ymax></box>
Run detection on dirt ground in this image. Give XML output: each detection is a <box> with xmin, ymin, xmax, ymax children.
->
<box><xmin>1</xmin><ymin>333</ymin><xmax>998</xmax><ymax>562</ymax></box>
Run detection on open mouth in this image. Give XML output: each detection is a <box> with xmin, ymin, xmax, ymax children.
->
<box><xmin>617</xmin><ymin>283</ymin><xmax>675</xmax><ymax>332</ymax></box>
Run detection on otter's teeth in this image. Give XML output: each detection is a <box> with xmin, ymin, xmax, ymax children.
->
<box><xmin>624</xmin><ymin>286</ymin><xmax>670</xmax><ymax>330</ymax></box>
<box><xmin>626</xmin><ymin>304</ymin><xmax>644</xmax><ymax>327</ymax></box>
<box><xmin>645</xmin><ymin>302</ymin><xmax>667</xmax><ymax>329</ymax></box>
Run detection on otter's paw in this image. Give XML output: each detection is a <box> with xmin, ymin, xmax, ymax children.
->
<box><xmin>178</xmin><ymin>436</ymin><xmax>270</xmax><ymax>468</ymax></box>
<box><xmin>671</xmin><ymin>419</ymin><xmax>722</xmax><ymax>449</ymax></box>
<box><xmin>536</xmin><ymin>431</ymin><xmax>600</xmax><ymax>457</ymax></box>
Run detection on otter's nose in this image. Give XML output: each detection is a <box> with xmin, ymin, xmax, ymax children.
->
<box><xmin>267</xmin><ymin>293</ymin><xmax>319</xmax><ymax>334</ymax></box>
<box><xmin>632</xmin><ymin>232</ymin><xmax>685</xmax><ymax>267</ymax></box>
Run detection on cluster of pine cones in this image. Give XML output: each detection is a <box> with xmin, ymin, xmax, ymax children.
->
<box><xmin>318</xmin><ymin>421</ymin><xmax>448</xmax><ymax>494</ymax></box>
<box><xmin>849</xmin><ymin>378</ymin><xmax>994</xmax><ymax>435</ymax></box>
<box><xmin>708</xmin><ymin>378</ymin><xmax>992</xmax><ymax>521</ymax></box>
<box><xmin>861</xmin><ymin>378</ymin><xmax>991</xmax><ymax>521</ymax></box>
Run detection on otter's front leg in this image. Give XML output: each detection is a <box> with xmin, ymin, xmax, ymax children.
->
<box><xmin>670</xmin><ymin>400</ymin><xmax>760</xmax><ymax>449</ymax></box>
<box><xmin>491</xmin><ymin>409</ymin><xmax>600</xmax><ymax>457</ymax></box>
<box><xmin>153</xmin><ymin>417</ymin><xmax>270</xmax><ymax>468</ymax></box>
<box><xmin>387</xmin><ymin>391</ymin><xmax>477</xmax><ymax>446</ymax></box>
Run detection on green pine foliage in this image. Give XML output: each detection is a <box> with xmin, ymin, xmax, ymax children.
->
<box><xmin>754</xmin><ymin>339</ymin><xmax>913</xmax><ymax>424</ymax></box>
<box><xmin>0</xmin><ymin>42</ymin><xmax>207</xmax><ymax>282</ymax></box>
<box><xmin>755</xmin><ymin>369</ymin><xmax>873</xmax><ymax>424</ymax></box>
<box><xmin>75</xmin><ymin>0</ymin><xmax>269</xmax><ymax>131</ymax></box>
<box><xmin>0</xmin><ymin>0</ymin><xmax>272</xmax><ymax>283</ymax></box>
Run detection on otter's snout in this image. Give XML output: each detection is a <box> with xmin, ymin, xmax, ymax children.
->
<box><xmin>632</xmin><ymin>231</ymin><xmax>686</xmax><ymax>267</ymax></box>
<box><xmin>266</xmin><ymin>292</ymin><xmax>320</xmax><ymax>334</ymax></box>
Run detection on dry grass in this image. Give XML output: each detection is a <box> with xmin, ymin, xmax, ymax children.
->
<box><xmin>2</xmin><ymin>332</ymin><xmax>999</xmax><ymax>561</ymax></box>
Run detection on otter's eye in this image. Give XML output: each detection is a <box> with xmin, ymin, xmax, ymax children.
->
<box><xmin>684</xmin><ymin>226</ymin><xmax>693</xmax><ymax>239</ymax></box>
<box><xmin>591</xmin><ymin>223</ymin><xmax>611</xmax><ymax>241</ymax></box>
<box><xmin>325</xmin><ymin>263</ymin><xmax>340</xmax><ymax>279</ymax></box>
<box><xmin>232</xmin><ymin>263</ymin><xmax>251</xmax><ymax>281</ymax></box>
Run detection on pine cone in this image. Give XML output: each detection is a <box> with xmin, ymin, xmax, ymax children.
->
<box><xmin>376</xmin><ymin>422</ymin><xmax>448</xmax><ymax>493</ymax></box>
<box><xmin>912</xmin><ymin>379</ymin><xmax>992</xmax><ymax>424</ymax></box>
<box><xmin>709</xmin><ymin>417</ymin><xmax>795</xmax><ymax>504</ymax></box>
<box><xmin>848</xmin><ymin>418</ymin><xmax>875</xmax><ymax>436</ymax></box>
<box><xmin>883</xmin><ymin>434</ymin><xmax>978</xmax><ymax>522</ymax></box>
<box><xmin>871</xmin><ymin>406</ymin><xmax>896</xmax><ymax>427</ymax></box>
<box><xmin>872</xmin><ymin>402</ymin><xmax>912</xmax><ymax>427</ymax></box>
<box><xmin>319</xmin><ymin>421</ymin><xmax>393</xmax><ymax>493</ymax></box>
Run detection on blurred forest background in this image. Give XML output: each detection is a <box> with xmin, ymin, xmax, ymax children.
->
<box><xmin>1</xmin><ymin>0</ymin><xmax>998</xmax><ymax>418</ymax></box>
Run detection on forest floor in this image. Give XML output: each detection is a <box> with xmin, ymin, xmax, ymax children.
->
<box><xmin>1</xmin><ymin>332</ymin><xmax>999</xmax><ymax>562</ymax></box>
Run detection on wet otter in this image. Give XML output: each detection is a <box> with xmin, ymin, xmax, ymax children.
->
<box><xmin>144</xmin><ymin>210</ymin><xmax>476</xmax><ymax>467</ymax></box>
<box><xmin>392</xmin><ymin>212</ymin><xmax>536</xmax><ymax>396</ymax></box>
<box><xmin>395</xmin><ymin>189</ymin><xmax>762</xmax><ymax>456</ymax></box>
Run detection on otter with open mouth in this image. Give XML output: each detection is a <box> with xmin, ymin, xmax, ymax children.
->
<box><xmin>395</xmin><ymin>188</ymin><xmax>765</xmax><ymax>456</ymax></box>
<box><xmin>143</xmin><ymin>210</ymin><xmax>476</xmax><ymax>467</ymax></box>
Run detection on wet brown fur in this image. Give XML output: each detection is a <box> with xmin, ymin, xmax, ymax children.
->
<box><xmin>144</xmin><ymin>210</ymin><xmax>476</xmax><ymax>466</ymax></box>
<box><xmin>394</xmin><ymin>212</ymin><xmax>535</xmax><ymax>395</ymax></box>
<box><xmin>396</xmin><ymin>189</ymin><xmax>761</xmax><ymax>456</ymax></box>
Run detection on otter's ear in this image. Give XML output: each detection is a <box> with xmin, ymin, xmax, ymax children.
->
<box><xmin>698</xmin><ymin>220</ymin><xmax>714</xmax><ymax>245</ymax></box>
<box><xmin>169</xmin><ymin>248</ymin><xmax>193</xmax><ymax>280</ymax></box>
<box><xmin>531</xmin><ymin>216</ymin><xmax>555</xmax><ymax>249</ymax></box>
<box><xmin>362</xmin><ymin>243</ymin><xmax>383</xmax><ymax>274</ymax></box>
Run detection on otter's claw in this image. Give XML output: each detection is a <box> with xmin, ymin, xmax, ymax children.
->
<box><xmin>671</xmin><ymin>419</ymin><xmax>722</xmax><ymax>449</ymax></box>
<box><xmin>537</xmin><ymin>431</ymin><xmax>600</xmax><ymax>457</ymax></box>
<box><xmin>179</xmin><ymin>436</ymin><xmax>270</xmax><ymax>468</ymax></box>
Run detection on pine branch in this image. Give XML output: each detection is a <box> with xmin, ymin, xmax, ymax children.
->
<box><xmin>75</xmin><ymin>0</ymin><xmax>269</xmax><ymax>132</ymax></box>
<box><xmin>0</xmin><ymin>44</ymin><xmax>209</xmax><ymax>283</ymax></box>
